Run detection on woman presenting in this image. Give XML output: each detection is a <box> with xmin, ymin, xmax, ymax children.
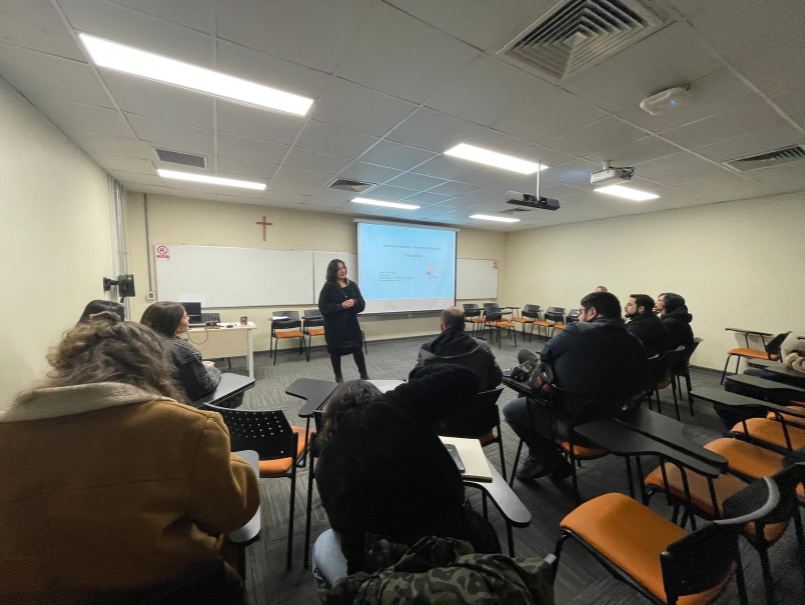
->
<box><xmin>318</xmin><ymin>259</ymin><xmax>368</xmax><ymax>382</ymax></box>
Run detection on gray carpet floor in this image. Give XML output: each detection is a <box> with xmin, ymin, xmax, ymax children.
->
<box><xmin>220</xmin><ymin>330</ymin><xmax>805</xmax><ymax>605</ymax></box>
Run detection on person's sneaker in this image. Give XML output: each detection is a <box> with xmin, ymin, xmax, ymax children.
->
<box><xmin>335</xmin><ymin>374</ymin><xmax>344</xmax><ymax>383</ymax></box>
<box><xmin>550</xmin><ymin>460</ymin><xmax>574</xmax><ymax>481</ymax></box>
<box><xmin>516</xmin><ymin>456</ymin><xmax>550</xmax><ymax>481</ymax></box>
<box><xmin>359</xmin><ymin>372</ymin><xmax>370</xmax><ymax>380</ymax></box>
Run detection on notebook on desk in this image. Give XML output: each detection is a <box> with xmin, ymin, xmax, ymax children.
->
<box><xmin>439</xmin><ymin>436</ymin><xmax>493</xmax><ymax>483</ymax></box>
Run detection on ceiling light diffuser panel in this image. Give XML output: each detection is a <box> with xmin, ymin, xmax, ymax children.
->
<box><xmin>469</xmin><ymin>214</ymin><xmax>520</xmax><ymax>223</ymax></box>
<box><xmin>444</xmin><ymin>144</ymin><xmax>546</xmax><ymax>174</ymax></box>
<box><xmin>594</xmin><ymin>185</ymin><xmax>659</xmax><ymax>201</ymax></box>
<box><xmin>351</xmin><ymin>197</ymin><xmax>420</xmax><ymax>210</ymax></box>
<box><xmin>80</xmin><ymin>34</ymin><xmax>314</xmax><ymax>116</ymax></box>
<box><xmin>157</xmin><ymin>169</ymin><xmax>266</xmax><ymax>190</ymax></box>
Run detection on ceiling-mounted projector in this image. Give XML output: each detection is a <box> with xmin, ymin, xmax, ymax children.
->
<box><xmin>590</xmin><ymin>162</ymin><xmax>635</xmax><ymax>185</ymax></box>
<box><xmin>506</xmin><ymin>191</ymin><xmax>560</xmax><ymax>211</ymax></box>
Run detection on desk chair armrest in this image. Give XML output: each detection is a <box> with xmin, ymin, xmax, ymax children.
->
<box><xmin>725</xmin><ymin>328</ymin><xmax>774</xmax><ymax>337</ymax></box>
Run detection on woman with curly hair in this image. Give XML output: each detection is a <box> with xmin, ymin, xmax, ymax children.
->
<box><xmin>0</xmin><ymin>313</ymin><xmax>259</xmax><ymax>604</ymax></box>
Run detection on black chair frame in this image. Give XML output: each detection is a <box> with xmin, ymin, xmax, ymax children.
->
<box><xmin>721</xmin><ymin>331</ymin><xmax>789</xmax><ymax>384</ymax></box>
<box><xmin>270</xmin><ymin>311</ymin><xmax>306</xmax><ymax>366</ymax></box>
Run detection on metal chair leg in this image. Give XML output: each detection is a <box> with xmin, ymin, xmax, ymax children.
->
<box><xmin>497</xmin><ymin>422</ymin><xmax>507</xmax><ymax>482</ymax></box>
<box><xmin>303</xmin><ymin>453</ymin><xmax>316</xmax><ymax>569</ymax></box>
<box><xmin>510</xmin><ymin>439</ymin><xmax>524</xmax><ymax>487</ymax></box>
<box><xmin>287</xmin><ymin>465</ymin><xmax>296</xmax><ymax>569</ymax></box>
<box><xmin>721</xmin><ymin>354</ymin><xmax>733</xmax><ymax>384</ymax></box>
<box><xmin>756</xmin><ymin>540</ymin><xmax>777</xmax><ymax>605</ymax></box>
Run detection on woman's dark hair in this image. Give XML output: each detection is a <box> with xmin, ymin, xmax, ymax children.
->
<box><xmin>325</xmin><ymin>259</ymin><xmax>346</xmax><ymax>284</ymax></box>
<box><xmin>39</xmin><ymin>312</ymin><xmax>184</xmax><ymax>402</ymax></box>
<box><xmin>580</xmin><ymin>291</ymin><xmax>621</xmax><ymax>319</ymax></box>
<box><xmin>660</xmin><ymin>292</ymin><xmax>686</xmax><ymax>313</ymax></box>
<box><xmin>79</xmin><ymin>300</ymin><xmax>125</xmax><ymax>323</ymax></box>
<box><xmin>140</xmin><ymin>301</ymin><xmax>186</xmax><ymax>339</ymax></box>
<box><xmin>320</xmin><ymin>380</ymin><xmax>381</xmax><ymax>441</ymax></box>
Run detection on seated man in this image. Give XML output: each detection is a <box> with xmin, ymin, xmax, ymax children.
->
<box><xmin>625</xmin><ymin>293</ymin><xmax>668</xmax><ymax>357</ymax></box>
<box><xmin>504</xmin><ymin>292</ymin><xmax>651</xmax><ymax>481</ymax></box>
<box><xmin>655</xmin><ymin>292</ymin><xmax>694</xmax><ymax>351</ymax></box>
<box><xmin>410</xmin><ymin>307</ymin><xmax>502</xmax><ymax>392</ymax></box>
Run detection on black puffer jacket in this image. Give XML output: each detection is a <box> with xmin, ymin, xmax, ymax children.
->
<box><xmin>410</xmin><ymin>328</ymin><xmax>503</xmax><ymax>391</ymax></box>
<box><xmin>626</xmin><ymin>312</ymin><xmax>669</xmax><ymax>357</ymax></box>
<box><xmin>661</xmin><ymin>306</ymin><xmax>694</xmax><ymax>352</ymax></box>
<box><xmin>316</xmin><ymin>365</ymin><xmax>493</xmax><ymax>574</ymax></box>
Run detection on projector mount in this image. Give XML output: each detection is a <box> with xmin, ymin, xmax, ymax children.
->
<box><xmin>505</xmin><ymin>159</ymin><xmax>560</xmax><ymax>211</ymax></box>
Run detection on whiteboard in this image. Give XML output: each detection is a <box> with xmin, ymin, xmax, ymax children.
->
<box><xmin>457</xmin><ymin>259</ymin><xmax>498</xmax><ymax>300</ymax></box>
<box><xmin>155</xmin><ymin>245</ymin><xmax>314</xmax><ymax>307</ymax></box>
<box><xmin>313</xmin><ymin>252</ymin><xmax>357</xmax><ymax>293</ymax></box>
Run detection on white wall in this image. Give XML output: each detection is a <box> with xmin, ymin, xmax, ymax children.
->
<box><xmin>0</xmin><ymin>76</ymin><xmax>114</xmax><ymax>406</ymax></box>
<box><xmin>504</xmin><ymin>193</ymin><xmax>805</xmax><ymax>370</ymax></box>
<box><xmin>124</xmin><ymin>193</ymin><xmax>507</xmax><ymax>352</ymax></box>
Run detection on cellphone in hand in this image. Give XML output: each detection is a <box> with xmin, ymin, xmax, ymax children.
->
<box><xmin>444</xmin><ymin>444</ymin><xmax>465</xmax><ymax>472</ymax></box>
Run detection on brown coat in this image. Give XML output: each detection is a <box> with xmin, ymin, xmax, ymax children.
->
<box><xmin>0</xmin><ymin>382</ymin><xmax>260</xmax><ymax>604</ymax></box>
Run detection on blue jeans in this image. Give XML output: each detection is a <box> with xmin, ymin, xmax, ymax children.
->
<box><xmin>503</xmin><ymin>397</ymin><xmax>570</xmax><ymax>469</ymax></box>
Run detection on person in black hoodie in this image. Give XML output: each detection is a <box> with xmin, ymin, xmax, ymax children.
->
<box><xmin>315</xmin><ymin>365</ymin><xmax>500</xmax><ymax>574</ymax></box>
<box><xmin>625</xmin><ymin>294</ymin><xmax>669</xmax><ymax>357</ymax></box>
<box><xmin>410</xmin><ymin>307</ymin><xmax>503</xmax><ymax>391</ymax></box>
<box><xmin>656</xmin><ymin>292</ymin><xmax>694</xmax><ymax>351</ymax></box>
<box><xmin>504</xmin><ymin>292</ymin><xmax>650</xmax><ymax>481</ymax></box>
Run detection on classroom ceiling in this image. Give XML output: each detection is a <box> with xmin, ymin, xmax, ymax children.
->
<box><xmin>1</xmin><ymin>0</ymin><xmax>804</xmax><ymax>231</ymax></box>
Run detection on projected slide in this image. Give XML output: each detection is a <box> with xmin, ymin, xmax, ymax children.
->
<box><xmin>358</xmin><ymin>222</ymin><xmax>456</xmax><ymax>313</ymax></box>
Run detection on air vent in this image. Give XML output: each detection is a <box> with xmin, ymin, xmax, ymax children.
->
<box><xmin>500</xmin><ymin>0</ymin><xmax>664</xmax><ymax>80</ymax></box>
<box><xmin>155</xmin><ymin>148</ymin><xmax>206</xmax><ymax>168</ymax></box>
<box><xmin>725</xmin><ymin>145</ymin><xmax>805</xmax><ymax>172</ymax></box>
<box><xmin>328</xmin><ymin>178</ymin><xmax>375</xmax><ymax>192</ymax></box>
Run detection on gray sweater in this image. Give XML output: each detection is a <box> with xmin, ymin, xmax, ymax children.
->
<box><xmin>163</xmin><ymin>338</ymin><xmax>221</xmax><ymax>401</ymax></box>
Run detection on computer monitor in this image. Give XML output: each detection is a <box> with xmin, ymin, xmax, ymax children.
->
<box><xmin>181</xmin><ymin>302</ymin><xmax>202</xmax><ymax>323</ymax></box>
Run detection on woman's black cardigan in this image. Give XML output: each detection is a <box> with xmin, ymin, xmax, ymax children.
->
<box><xmin>318</xmin><ymin>280</ymin><xmax>366</xmax><ymax>355</ymax></box>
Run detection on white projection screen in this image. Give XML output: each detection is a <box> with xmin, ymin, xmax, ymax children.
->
<box><xmin>357</xmin><ymin>220</ymin><xmax>457</xmax><ymax>313</ymax></box>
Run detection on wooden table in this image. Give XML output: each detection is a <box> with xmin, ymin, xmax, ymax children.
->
<box><xmin>184</xmin><ymin>323</ymin><xmax>257</xmax><ymax>378</ymax></box>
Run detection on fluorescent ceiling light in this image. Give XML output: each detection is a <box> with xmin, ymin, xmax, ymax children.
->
<box><xmin>444</xmin><ymin>144</ymin><xmax>546</xmax><ymax>174</ymax></box>
<box><xmin>352</xmin><ymin>197</ymin><xmax>420</xmax><ymax>210</ymax></box>
<box><xmin>157</xmin><ymin>169</ymin><xmax>266</xmax><ymax>190</ymax></box>
<box><xmin>470</xmin><ymin>214</ymin><xmax>520</xmax><ymax>223</ymax></box>
<box><xmin>79</xmin><ymin>33</ymin><xmax>313</xmax><ymax>116</ymax></box>
<box><xmin>595</xmin><ymin>185</ymin><xmax>659</xmax><ymax>201</ymax></box>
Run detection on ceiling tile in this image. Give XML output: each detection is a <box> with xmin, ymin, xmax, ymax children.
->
<box><xmin>541</xmin><ymin>159</ymin><xmax>602</xmax><ymax>183</ymax></box>
<box><xmin>273</xmin><ymin>166</ymin><xmax>334</xmax><ymax>187</ymax></box>
<box><xmin>58</xmin><ymin>0</ymin><xmax>214</xmax><ymax>66</ymax></box>
<box><xmin>402</xmin><ymin>191</ymin><xmax>454</xmax><ymax>205</ymax></box>
<box><xmin>491</xmin><ymin>89</ymin><xmax>606</xmax><ymax>144</ymax></box>
<box><xmin>109</xmin><ymin>0</ymin><xmax>214</xmax><ymax>34</ymax></box>
<box><xmin>312</xmin><ymin>77</ymin><xmax>416</xmax><ymax>137</ymax></box>
<box><xmin>335</xmin><ymin>2</ymin><xmax>478</xmax><ymax>104</ymax></box>
<box><xmin>64</xmin><ymin>129</ymin><xmax>150</xmax><ymax>158</ymax></box>
<box><xmin>216</xmin><ymin>100</ymin><xmax>305</xmax><ymax>145</ymax></box>
<box><xmin>93</xmin><ymin>154</ymin><xmax>156</xmax><ymax>174</ymax></box>
<box><xmin>340</xmin><ymin>162</ymin><xmax>404</xmax><ymax>185</ymax></box>
<box><xmin>215</xmin><ymin>39</ymin><xmax>331</xmax><ymax>100</ymax></box>
<box><xmin>457</xmin><ymin>167</ymin><xmax>538</xmax><ymax>191</ymax></box>
<box><xmin>563</xmin><ymin>22</ymin><xmax>722</xmax><ymax>111</ymax></box>
<box><xmin>660</xmin><ymin>100</ymin><xmax>784</xmax><ymax>149</ymax></box>
<box><xmin>632</xmin><ymin>152</ymin><xmax>708</xmax><ymax>178</ymax></box>
<box><xmin>383</xmin><ymin>0</ymin><xmax>552</xmax><ymax>52</ymax></box>
<box><xmin>544</xmin><ymin>118</ymin><xmax>645</xmax><ymax>157</ymax></box>
<box><xmin>692</xmin><ymin>123</ymin><xmax>803</xmax><ymax>163</ymax></box>
<box><xmin>460</xmin><ymin>187</ymin><xmax>508</xmax><ymax>203</ymax></box>
<box><xmin>362</xmin><ymin>185</ymin><xmax>417</xmax><ymax>201</ymax></box>
<box><xmin>217</xmin><ymin>132</ymin><xmax>290</xmax><ymax>164</ymax></box>
<box><xmin>215</xmin><ymin>155</ymin><xmax>279</xmax><ymax>180</ymax></box>
<box><xmin>0</xmin><ymin>0</ymin><xmax>85</xmax><ymax>61</ymax></box>
<box><xmin>31</xmin><ymin>98</ymin><xmax>132</xmax><ymax>138</ymax></box>
<box><xmin>216</xmin><ymin>0</ymin><xmax>371</xmax><ymax>74</ymax></box>
<box><xmin>99</xmin><ymin>71</ymin><xmax>214</xmax><ymax>129</ymax></box>
<box><xmin>462</xmin><ymin>128</ymin><xmax>538</xmax><ymax>156</ymax></box>
<box><xmin>121</xmin><ymin>183</ymin><xmax>172</xmax><ymax>195</ymax></box>
<box><xmin>385</xmin><ymin>172</ymin><xmax>447</xmax><ymax>191</ymax></box>
<box><xmin>262</xmin><ymin>191</ymin><xmax>309</xmax><ymax>204</ymax></box>
<box><xmin>387</xmin><ymin>108</ymin><xmax>484</xmax><ymax>153</ymax></box>
<box><xmin>295</xmin><ymin>120</ymin><xmax>378</xmax><ymax>159</ymax></box>
<box><xmin>107</xmin><ymin>169</ymin><xmax>164</xmax><ymax>186</ymax></box>
<box><xmin>410</xmin><ymin>155</ymin><xmax>480</xmax><ymax>180</ymax></box>
<box><xmin>426</xmin><ymin>55</ymin><xmax>557</xmax><ymax>126</ymax></box>
<box><xmin>282</xmin><ymin>148</ymin><xmax>352</xmax><ymax>174</ymax></box>
<box><xmin>651</xmin><ymin>163</ymin><xmax>733</xmax><ymax>186</ymax></box>
<box><xmin>357</xmin><ymin>140</ymin><xmax>436</xmax><ymax>170</ymax></box>
<box><xmin>0</xmin><ymin>45</ymin><xmax>113</xmax><ymax>107</ymax></box>
<box><xmin>124</xmin><ymin>113</ymin><xmax>214</xmax><ymax>153</ymax></box>
<box><xmin>585</xmin><ymin>136</ymin><xmax>680</xmax><ymax>165</ymax></box>
<box><xmin>427</xmin><ymin>180</ymin><xmax>482</xmax><ymax>197</ymax></box>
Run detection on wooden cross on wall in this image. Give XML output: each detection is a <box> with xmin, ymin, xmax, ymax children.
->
<box><xmin>256</xmin><ymin>216</ymin><xmax>272</xmax><ymax>241</ymax></box>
